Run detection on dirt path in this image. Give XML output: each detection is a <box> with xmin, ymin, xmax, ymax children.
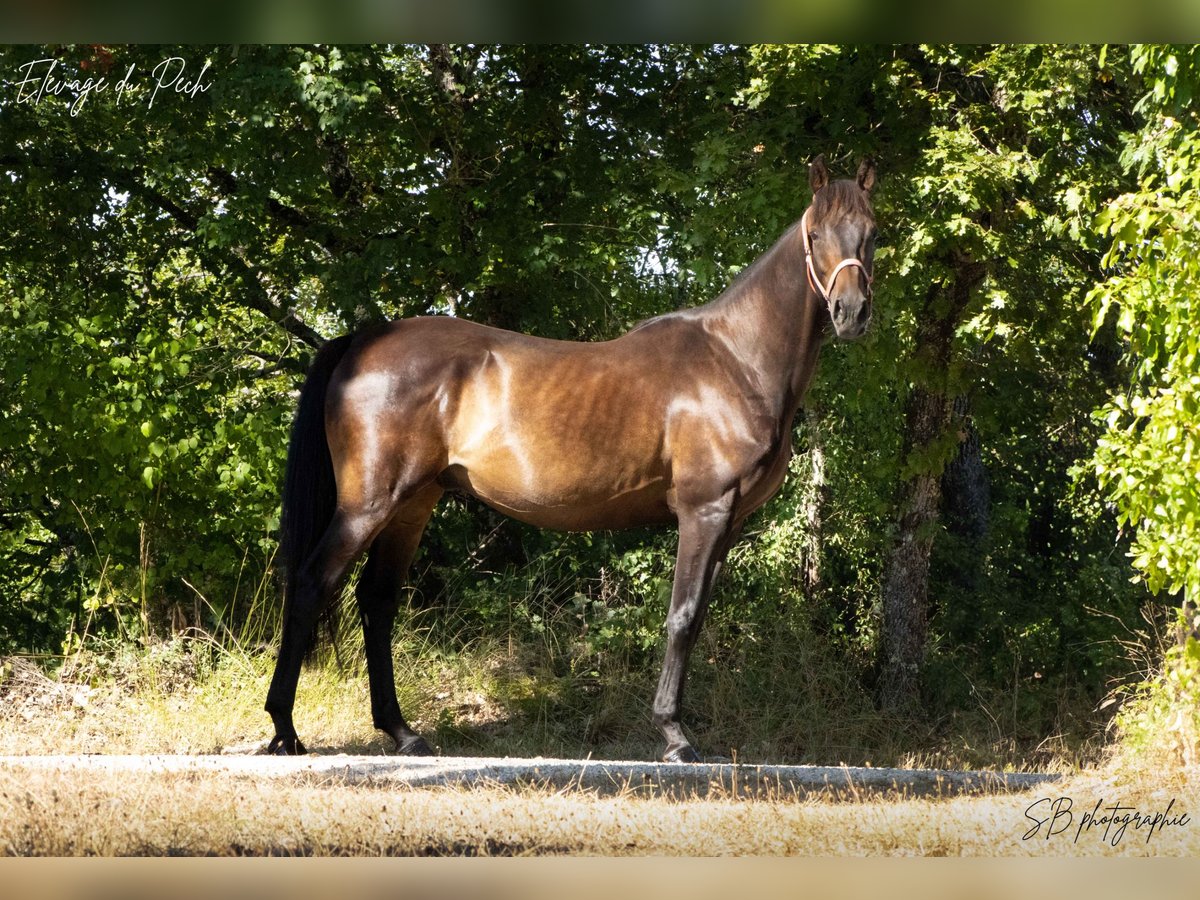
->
<box><xmin>0</xmin><ymin>753</ymin><xmax>1058</xmax><ymax>798</ymax></box>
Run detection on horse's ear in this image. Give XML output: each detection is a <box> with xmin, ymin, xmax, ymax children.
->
<box><xmin>857</xmin><ymin>158</ymin><xmax>877</xmax><ymax>193</ymax></box>
<box><xmin>809</xmin><ymin>155</ymin><xmax>829</xmax><ymax>195</ymax></box>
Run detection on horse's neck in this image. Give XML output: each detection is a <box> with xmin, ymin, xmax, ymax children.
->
<box><xmin>702</xmin><ymin>232</ymin><xmax>826</xmax><ymax>419</ymax></box>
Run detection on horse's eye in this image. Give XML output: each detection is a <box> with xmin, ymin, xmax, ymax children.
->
<box><xmin>808</xmin><ymin>231</ymin><xmax>820</xmax><ymax>243</ymax></box>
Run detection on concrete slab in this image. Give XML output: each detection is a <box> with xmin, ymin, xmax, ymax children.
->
<box><xmin>0</xmin><ymin>754</ymin><xmax>1061</xmax><ymax>799</ymax></box>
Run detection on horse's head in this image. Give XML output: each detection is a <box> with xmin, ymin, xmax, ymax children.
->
<box><xmin>802</xmin><ymin>156</ymin><xmax>877</xmax><ymax>341</ymax></box>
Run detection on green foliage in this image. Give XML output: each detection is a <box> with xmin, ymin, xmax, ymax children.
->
<box><xmin>1114</xmin><ymin>611</ymin><xmax>1200</xmax><ymax>764</ymax></box>
<box><xmin>0</xmin><ymin>44</ymin><xmax>699</xmax><ymax>650</ymax></box>
<box><xmin>0</xmin><ymin>44</ymin><xmax>1168</xmax><ymax>760</ymax></box>
<box><xmin>1089</xmin><ymin>45</ymin><xmax>1200</xmax><ymax>601</ymax></box>
<box><xmin>0</xmin><ymin>264</ymin><xmax>292</xmax><ymax>647</ymax></box>
<box><xmin>733</xmin><ymin>44</ymin><xmax>1148</xmax><ymax>710</ymax></box>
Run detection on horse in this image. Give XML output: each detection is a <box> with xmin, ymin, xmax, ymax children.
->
<box><xmin>265</xmin><ymin>155</ymin><xmax>878</xmax><ymax>763</ymax></box>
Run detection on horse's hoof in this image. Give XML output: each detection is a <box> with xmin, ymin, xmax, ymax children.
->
<box><xmin>266</xmin><ymin>735</ymin><xmax>308</xmax><ymax>756</ymax></box>
<box><xmin>396</xmin><ymin>735</ymin><xmax>434</xmax><ymax>756</ymax></box>
<box><xmin>663</xmin><ymin>744</ymin><xmax>702</xmax><ymax>764</ymax></box>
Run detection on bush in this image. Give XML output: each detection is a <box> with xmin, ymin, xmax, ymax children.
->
<box><xmin>1112</xmin><ymin>608</ymin><xmax>1200</xmax><ymax>766</ymax></box>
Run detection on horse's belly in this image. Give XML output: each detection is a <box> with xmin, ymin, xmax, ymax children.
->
<box><xmin>439</xmin><ymin>344</ymin><xmax>676</xmax><ymax>529</ymax></box>
<box><xmin>438</xmin><ymin>459</ymin><xmax>673</xmax><ymax>531</ymax></box>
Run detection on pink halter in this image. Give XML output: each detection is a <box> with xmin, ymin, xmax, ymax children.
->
<box><xmin>800</xmin><ymin>206</ymin><xmax>874</xmax><ymax>311</ymax></box>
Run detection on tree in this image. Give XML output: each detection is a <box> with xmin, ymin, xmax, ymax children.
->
<box><xmin>1090</xmin><ymin>45</ymin><xmax>1200</xmax><ymax>608</ymax></box>
<box><xmin>737</xmin><ymin>44</ymin><xmax>1142</xmax><ymax>709</ymax></box>
<box><xmin>0</xmin><ymin>45</ymin><xmax>1154</xmax><ymax>751</ymax></box>
<box><xmin>0</xmin><ymin>44</ymin><xmax>738</xmax><ymax>647</ymax></box>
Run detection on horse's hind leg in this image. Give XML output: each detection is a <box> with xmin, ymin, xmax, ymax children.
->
<box><xmin>265</xmin><ymin>504</ymin><xmax>392</xmax><ymax>754</ymax></box>
<box><xmin>355</xmin><ymin>483</ymin><xmax>442</xmax><ymax>755</ymax></box>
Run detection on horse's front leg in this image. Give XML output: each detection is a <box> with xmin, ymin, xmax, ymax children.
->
<box><xmin>652</xmin><ymin>492</ymin><xmax>737</xmax><ymax>763</ymax></box>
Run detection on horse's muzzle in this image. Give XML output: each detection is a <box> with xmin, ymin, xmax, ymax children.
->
<box><xmin>831</xmin><ymin>293</ymin><xmax>872</xmax><ymax>340</ymax></box>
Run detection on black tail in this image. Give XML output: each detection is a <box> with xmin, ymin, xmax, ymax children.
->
<box><xmin>279</xmin><ymin>334</ymin><xmax>354</xmax><ymax>614</ymax></box>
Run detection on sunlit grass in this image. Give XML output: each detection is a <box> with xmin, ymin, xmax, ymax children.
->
<box><xmin>1</xmin><ymin>621</ymin><xmax>1101</xmax><ymax>773</ymax></box>
<box><xmin>3</xmin><ymin>610</ymin><xmax>1198</xmax><ymax>855</ymax></box>
<box><xmin>0</xmin><ymin>763</ymin><xmax>1197</xmax><ymax>856</ymax></box>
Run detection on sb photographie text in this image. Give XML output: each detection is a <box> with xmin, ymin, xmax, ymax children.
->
<box><xmin>1023</xmin><ymin>796</ymin><xmax>1190</xmax><ymax>847</ymax></box>
<box><xmin>12</xmin><ymin>56</ymin><xmax>212</xmax><ymax>116</ymax></box>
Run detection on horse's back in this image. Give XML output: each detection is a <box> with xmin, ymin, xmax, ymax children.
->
<box><xmin>327</xmin><ymin>315</ymin><xmax>699</xmax><ymax>529</ymax></box>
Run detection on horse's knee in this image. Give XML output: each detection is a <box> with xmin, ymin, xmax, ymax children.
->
<box><xmin>665</xmin><ymin>605</ymin><xmax>700</xmax><ymax>641</ymax></box>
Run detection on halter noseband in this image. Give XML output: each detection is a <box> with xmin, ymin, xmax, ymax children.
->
<box><xmin>800</xmin><ymin>206</ymin><xmax>874</xmax><ymax>312</ymax></box>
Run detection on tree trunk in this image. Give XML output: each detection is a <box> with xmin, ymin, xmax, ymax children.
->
<box><xmin>879</xmin><ymin>256</ymin><xmax>986</xmax><ymax>710</ymax></box>
<box><xmin>940</xmin><ymin>394</ymin><xmax>991</xmax><ymax>597</ymax></box>
<box><xmin>941</xmin><ymin>395</ymin><xmax>990</xmax><ymax>544</ymax></box>
<box><xmin>879</xmin><ymin>384</ymin><xmax>950</xmax><ymax>708</ymax></box>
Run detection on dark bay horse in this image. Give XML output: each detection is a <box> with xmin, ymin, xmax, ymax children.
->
<box><xmin>266</xmin><ymin>156</ymin><xmax>878</xmax><ymax>762</ymax></box>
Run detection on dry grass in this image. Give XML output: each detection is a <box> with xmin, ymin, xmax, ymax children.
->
<box><xmin>0</xmin><ymin>639</ymin><xmax>536</xmax><ymax>757</ymax></box>
<box><xmin>0</xmin><ymin>763</ymin><xmax>1196</xmax><ymax>856</ymax></box>
<box><xmin>0</xmin><ymin>634</ymin><xmax>1101</xmax><ymax>772</ymax></box>
<box><xmin>0</xmin><ymin>649</ymin><xmax>375</xmax><ymax>756</ymax></box>
<box><xmin>3</xmin><ymin>638</ymin><xmax>1194</xmax><ymax>857</ymax></box>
